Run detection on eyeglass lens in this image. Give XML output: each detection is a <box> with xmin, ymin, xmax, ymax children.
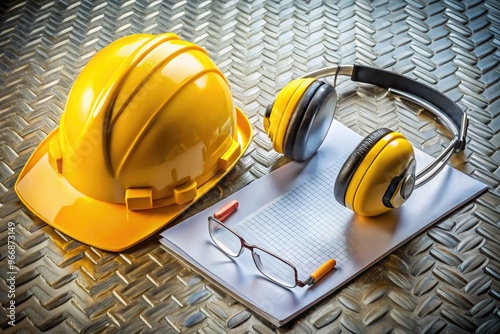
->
<box><xmin>252</xmin><ymin>248</ymin><xmax>297</xmax><ymax>287</ymax></box>
<box><xmin>208</xmin><ymin>216</ymin><xmax>242</xmax><ymax>257</ymax></box>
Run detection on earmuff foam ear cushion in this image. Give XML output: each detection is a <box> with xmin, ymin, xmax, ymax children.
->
<box><xmin>334</xmin><ymin>128</ymin><xmax>393</xmax><ymax>206</ymax></box>
<box><xmin>292</xmin><ymin>83</ymin><xmax>336</xmax><ymax>161</ymax></box>
<box><xmin>283</xmin><ymin>80</ymin><xmax>323</xmax><ymax>159</ymax></box>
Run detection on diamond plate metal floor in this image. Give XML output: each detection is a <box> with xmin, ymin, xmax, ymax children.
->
<box><xmin>0</xmin><ymin>0</ymin><xmax>499</xmax><ymax>333</ymax></box>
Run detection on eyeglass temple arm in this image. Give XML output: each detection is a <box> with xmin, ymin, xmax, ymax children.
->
<box><xmin>300</xmin><ymin>258</ymin><xmax>337</xmax><ymax>286</ymax></box>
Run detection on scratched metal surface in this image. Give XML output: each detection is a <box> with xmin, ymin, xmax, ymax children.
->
<box><xmin>0</xmin><ymin>0</ymin><xmax>499</xmax><ymax>333</ymax></box>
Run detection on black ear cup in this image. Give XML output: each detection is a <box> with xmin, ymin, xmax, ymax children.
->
<box><xmin>283</xmin><ymin>82</ymin><xmax>337</xmax><ymax>161</ymax></box>
<box><xmin>334</xmin><ymin>128</ymin><xmax>393</xmax><ymax>206</ymax></box>
<box><xmin>283</xmin><ymin>80</ymin><xmax>322</xmax><ymax>159</ymax></box>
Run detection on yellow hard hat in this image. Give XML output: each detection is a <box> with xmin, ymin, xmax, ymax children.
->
<box><xmin>15</xmin><ymin>33</ymin><xmax>252</xmax><ymax>251</ymax></box>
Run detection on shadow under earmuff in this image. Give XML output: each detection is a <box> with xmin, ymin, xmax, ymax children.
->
<box><xmin>343</xmin><ymin>209</ymin><xmax>401</xmax><ymax>265</ymax></box>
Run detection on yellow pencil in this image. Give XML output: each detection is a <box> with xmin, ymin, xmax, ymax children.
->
<box><xmin>304</xmin><ymin>259</ymin><xmax>336</xmax><ymax>285</ymax></box>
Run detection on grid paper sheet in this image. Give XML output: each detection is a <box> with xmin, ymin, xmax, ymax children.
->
<box><xmin>232</xmin><ymin>158</ymin><xmax>354</xmax><ymax>281</ymax></box>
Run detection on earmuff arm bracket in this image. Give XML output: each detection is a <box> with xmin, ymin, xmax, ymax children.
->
<box><xmin>299</xmin><ymin>64</ymin><xmax>355</xmax><ymax>79</ymax></box>
<box><xmin>387</xmin><ymin>87</ymin><xmax>461</xmax><ymax>188</ymax></box>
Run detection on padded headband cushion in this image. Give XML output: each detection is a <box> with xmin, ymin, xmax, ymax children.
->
<box><xmin>283</xmin><ymin>80</ymin><xmax>323</xmax><ymax>159</ymax></box>
<box><xmin>351</xmin><ymin>65</ymin><xmax>464</xmax><ymax>132</ymax></box>
<box><xmin>334</xmin><ymin>128</ymin><xmax>393</xmax><ymax>206</ymax></box>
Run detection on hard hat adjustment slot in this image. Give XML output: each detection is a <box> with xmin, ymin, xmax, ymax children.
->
<box><xmin>174</xmin><ymin>179</ymin><xmax>197</xmax><ymax>204</ymax></box>
<box><xmin>218</xmin><ymin>140</ymin><xmax>241</xmax><ymax>171</ymax></box>
<box><xmin>125</xmin><ymin>180</ymin><xmax>198</xmax><ymax>211</ymax></box>
<box><xmin>126</xmin><ymin>188</ymin><xmax>153</xmax><ymax>210</ymax></box>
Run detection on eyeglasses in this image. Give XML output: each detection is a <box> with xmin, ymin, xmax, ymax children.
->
<box><xmin>208</xmin><ymin>215</ymin><xmax>335</xmax><ymax>288</ymax></box>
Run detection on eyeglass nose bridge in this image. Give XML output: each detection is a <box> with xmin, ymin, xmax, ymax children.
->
<box><xmin>240</xmin><ymin>242</ymin><xmax>270</xmax><ymax>274</ymax></box>
<box><xmin>244</xmin><ymin>245</ymin><xmax>270</xmax><ymax>281</ymax></box>
<box><xmin>222</xmin><ymin>234</ymin><xmax>256</xmax><ymax>258</ymax></box>
<box><xmin>240</xmin><ymin>239</ymin><xmax>257</xmax><ymax>254</ymax></box>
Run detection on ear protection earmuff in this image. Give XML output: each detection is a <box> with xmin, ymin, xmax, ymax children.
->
<box><xmin>263</xmin><ymin>78</ymin><xmax>338</xmax><ymax>161</ymax></box>
<box><xmin>264</xmin><ymin>65</ymin><xmax>468</xmax><ymax>217</ymax></box>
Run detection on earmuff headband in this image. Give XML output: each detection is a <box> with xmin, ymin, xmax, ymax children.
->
<box><xmin>302</xmin><ymin>64</ymin><xmax>468</xmax><ymax>189</ymax></box>
<box><xmin>352</xmin><ymin>65</ymin><xmax>467</xmax><ymax>151</ymax></box>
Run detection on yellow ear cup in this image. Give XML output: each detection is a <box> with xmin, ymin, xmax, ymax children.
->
<box><xmin>334</xmin><ymin>129</ymin><xmax>415</xmax><ymax>216</ymax></box>
<box><xmin>334</xmin><ymin>129</ymin><xmax>392</xmax><ymax>207</ymax></box>
<box><xmin>265</xmin><ymin>78</ymin><xmax>316</xmax><ymax>153</ymax></box>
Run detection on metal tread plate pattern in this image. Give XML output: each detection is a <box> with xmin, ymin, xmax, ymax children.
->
<box><xmin>0</xmin><ymin>0</ymin><xmax>498</xmax><ymax>333</ymax></box>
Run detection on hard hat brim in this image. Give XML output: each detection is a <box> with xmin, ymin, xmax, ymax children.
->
<box><xmin>15</xmin><ymin>107</ymin><xmax>252</xmax><ymax>252</ymax></box>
